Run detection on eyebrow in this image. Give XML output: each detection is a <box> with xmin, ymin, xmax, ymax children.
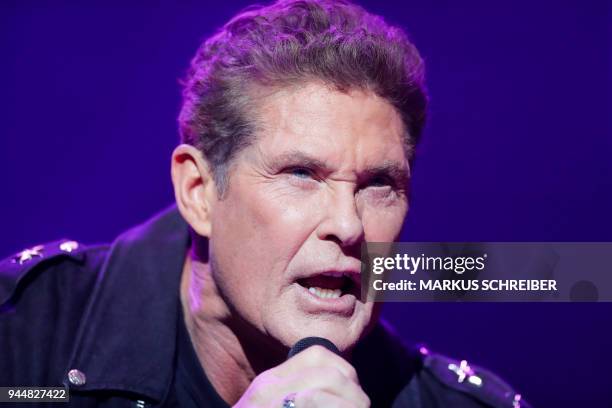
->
<box><xmin>268</xmin><ymin>151</ymin><xmax>329</xmax><ymax>171</ymax></box>
<box><xmin>362</xmin><ymin>162</ymin><xmax>411</xmax><ymax>185</ymax></box>
<box><xmin>268</xmin><ymin>150</ymin><xmax>410</xmax><ymax>184</ymax></box>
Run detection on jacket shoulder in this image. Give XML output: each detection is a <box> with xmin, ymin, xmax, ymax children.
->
<box><xmin>0</xmin><ymin>240</ymin><xmax>110</xmax><ymax>387</ymax></box>
<box><xmin>418</xmin><ymin>349</ymin><xmax>530</xmax><ymax>408</ymax></box>
<box><xmin>0</xmin><ymin>239</ymin><xmax>108</xmax><ymax>309</ymax></box>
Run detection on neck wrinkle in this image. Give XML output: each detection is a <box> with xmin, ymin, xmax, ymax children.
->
<box><xmin>180</xmin><ymin>252</ymin><xmax>256</xmax><ymax>405</ymax></box>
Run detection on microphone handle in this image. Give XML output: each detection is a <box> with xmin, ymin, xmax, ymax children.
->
<box><xmin>287</xmin><ymin>336</ymin><xmax>341</xmax><ymax>359</ymax></box>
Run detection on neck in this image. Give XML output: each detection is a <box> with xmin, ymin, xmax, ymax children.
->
<box><xmin>179</xmin><ymin>252</ymin><xmax>285</xmax><ymax>405</ymax></box>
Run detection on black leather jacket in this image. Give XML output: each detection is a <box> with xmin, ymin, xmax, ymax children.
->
<box><xmin>0</xmin><ymin>206</ymin><xmax>529</xmax><ymax>407</ymax></box>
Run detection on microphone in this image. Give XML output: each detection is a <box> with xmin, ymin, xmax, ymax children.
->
<box><xmin>287</xmin><ymin>336</ymin><xmax>341</xmax><ymax>359</ymax></box>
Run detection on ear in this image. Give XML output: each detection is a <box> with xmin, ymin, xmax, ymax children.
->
<box><xmin>171</xmin><ymin>144</ymin><xmax>217</xmax><ymax>238</ymax></box>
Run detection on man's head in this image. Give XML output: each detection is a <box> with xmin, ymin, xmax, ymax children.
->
<box><xmin>172</xmin><ymin>0</ymin><xmax>427</xmax><ymax>353</ymax></box>
<box><xmin>178</xmin><ymin>0</ymin><xmax>427</xmax><ymax>195</ymax></box>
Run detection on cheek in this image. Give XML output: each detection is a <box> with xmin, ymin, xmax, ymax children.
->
<box><xmin>245</xmin><ymin>180</ymin><xmax>326</xmax><ymax>243</ymax></box>
<box><xmin>361</xmin><ymin>201</ymin><xmax>408</xmax><ymax>241</ymax></box>
<box><xmin>218</xmin><ymin>182</ymin><xmax>313</xmax><ymax>243</ymax></box>
<box><xmin>211</xmin><ymin>181</ymin><xmax>320</xmax><ymax>284</ymax></box>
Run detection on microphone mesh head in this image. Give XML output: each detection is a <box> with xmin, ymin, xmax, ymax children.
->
<box><xmin>287</xmin><ymin>336</ymin><xmax>341</xmax><ymax>359</ymax></box>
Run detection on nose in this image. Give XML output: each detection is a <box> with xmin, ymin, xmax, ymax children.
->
<box><xmin>316</xmin><ymin>186</ymin><xmax>364</xmax><ymax>248</ymax></box>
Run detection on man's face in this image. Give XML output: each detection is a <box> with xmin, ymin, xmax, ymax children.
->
<box><xmin>208</xmin><ymin>82</ymin><xmax>409</xmax><ymax>351</ymax></box>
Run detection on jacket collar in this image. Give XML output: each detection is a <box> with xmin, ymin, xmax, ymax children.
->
<box><xmin>65</xmin><ymin>205</ymin><xmax>190</xmax><ymax>402</ymax></box>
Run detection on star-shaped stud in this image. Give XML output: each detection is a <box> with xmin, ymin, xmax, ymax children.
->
<box><xmin>448</xmin><ymin>360</ymin><xmax>483</xmax><ymax>387</ymax></box>
<box><xmin>12</xmin><ymin>245</ymin><xmax>44</xmax><ymax>264</ymax></box>
<box><xmin>513</xmin><ymin>394</ymin><xmax>522</xmax><ymax>408</ymax></box>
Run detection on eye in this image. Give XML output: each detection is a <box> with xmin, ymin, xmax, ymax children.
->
<box><xmin>285</xmin><ymin>166</ymin><xmax>315</xmax><ymax>180</ymax></box>
<box><xmin>367</xmin><ymin>175</ymin><xmax>394</xmax><ymax>188</ymax></box>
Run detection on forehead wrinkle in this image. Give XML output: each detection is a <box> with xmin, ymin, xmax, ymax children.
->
<box><xmin>251</xmin><ymin>83</ymin><xmax>410</xmax><ymax>174</ymax></box>
<box><xmin>260</xmin><ymin>83</ymin><xmax>395</xmax><ymax>139</ymax></box>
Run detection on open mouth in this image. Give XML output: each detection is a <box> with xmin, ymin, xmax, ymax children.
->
<box><xmin>296</xmin><ymin>272</ymin><xmax>358</xmax><ymax>300</ymax></box>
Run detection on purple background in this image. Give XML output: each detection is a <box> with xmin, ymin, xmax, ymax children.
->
<box><xmin>1</xmin><ymin>1</ymin><xmax>610</xmax><ymax>406</ymax></box>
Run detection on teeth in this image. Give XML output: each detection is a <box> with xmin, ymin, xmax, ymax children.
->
<box><xmin>321</xmin><ymin>271</ymin><xmax>345</xmax><ymax>278</ymax></box>
<box><xmin>308</xmin><ymin>287</ymin><xmax>342</xmax><ymax>299</ymax></box>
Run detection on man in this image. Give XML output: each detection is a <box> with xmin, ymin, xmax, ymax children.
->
<box><xmin>0</xmin><ymin>0</ymin><xmax>528</xmax><ymax>407</ymax></box>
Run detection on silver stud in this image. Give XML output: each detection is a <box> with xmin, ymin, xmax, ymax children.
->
<box><xmin>12</xmin><ymin>245</ymin><xmax>44</xmax><ymax>264</ymax></box>
<box><xmin>59</xmin><ymin>240</ymin><xmax>79</xmax><ymax>253</ymax></box>
<box><xmin>67</xmin><ymin>369</ymin><xmax>86</xmax><ymax>386</ymax></box>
